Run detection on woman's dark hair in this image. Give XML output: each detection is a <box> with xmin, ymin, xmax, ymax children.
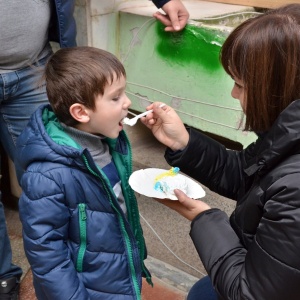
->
<box><xmin>221</xmin><ymin>4</ymin><xmax>300</xmax><ymax>132</ymax></box>
<box><xmin>44</xmin><ymin>46</ymin><xmax>126</xmax><ymax>126</ymax></box>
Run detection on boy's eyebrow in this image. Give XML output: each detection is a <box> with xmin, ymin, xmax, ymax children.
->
<box><xmin>107</xmin><ymin>85</ymin><xmax>126</xmax><ymax>96</ymax></box>
<box><xmin>115</xmin><ymin>85</ymin><xmax>126</xmax><ymax>92</ymax></box>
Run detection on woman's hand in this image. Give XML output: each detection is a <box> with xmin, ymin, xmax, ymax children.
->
<box><xmin>154</xmin><ymin>0</ymin><xmax>189</xmax><ymax>32</ymax></box>
<box><xmin>156</xmin><ymin>189</ymin><xmax>211</xmax><ymax>221</ymax></box>
<box><xmin>140</xmin><ymin>102</ymin><xmax>189</xmax><ymax>151</ymax></box>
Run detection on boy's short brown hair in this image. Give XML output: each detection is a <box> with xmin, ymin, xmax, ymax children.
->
<box><xmin>221</xmin><ymin>4</ymin><xmax>300</xmax><ymax>132</ymax></box>
<box><xmin>45</xmin><ymin>46</ymin><xmax>126</xmax><ymax>126</ymax></box>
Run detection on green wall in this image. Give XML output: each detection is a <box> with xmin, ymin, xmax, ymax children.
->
<box><xmin>118</xmin><ymin>12</ymin><xmax>256</xmax><ymax>147</ymax></box>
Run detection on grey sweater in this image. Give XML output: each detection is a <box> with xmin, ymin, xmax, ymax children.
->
<box><xmin>0</xmin><ymin>0</ymin><xmax>52</xmax><ymax>72</ymax></box>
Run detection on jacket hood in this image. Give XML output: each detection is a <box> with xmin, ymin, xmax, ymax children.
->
<box><xmin>17</xmin><ymin>105</ymin><xmax>89</xmax><ymax>171</ymax></box>
<box><xmin>244</xmin><ymin>99</ymin><xmax>300</xmax><ymax>175</ymax></box>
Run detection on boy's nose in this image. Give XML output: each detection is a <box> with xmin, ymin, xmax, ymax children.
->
<box><xmin>125</xmin><ymin>95</ymin><xmax>132</xmax><ymax>107</ymax></box>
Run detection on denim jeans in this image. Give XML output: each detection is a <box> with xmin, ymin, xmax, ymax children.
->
<box><xmin>0</xmin><ymin>55</ymin><xmax>50</xmax><ymax>280</ymax></box>
<box><xmin>187</xmin><ymin>276</ymin><xmax>219</xmax><ymax>300</ymax></box>
<box><xmin>0</xmin><ymin>55</ymin><xmax>50</xmax><ymax>181</ymax></box>
<box><xmin>0</xmin><ymin>200</ymin><xmax>22</xmax><ymax>280</ymax></box>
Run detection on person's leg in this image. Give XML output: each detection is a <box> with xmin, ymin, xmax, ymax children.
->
<box><xmin>0</xmin><ymin>56</ymin><xmax>49</xmax><ymax>182</ymax></box>
<box><xmin>187</xmin><ymin>276</ymin><xmax>218</xmax><ymax>300</ymax></box>
<box><xmin>0</xmin><ymin>200</ymin><xmax>22</xmax><ymax>299</ymax></box>
<box><xmin>0</xmin><ymin>56</ymin><xmax>50</xmax><ymax>299</ymax></box>
<box><xmin>0</xmin><ymin>201</ymin><xmax>22</xmax><ymax>278</ymax></box>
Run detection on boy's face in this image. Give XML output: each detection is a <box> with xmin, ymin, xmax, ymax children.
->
<box><xmin>85</xmin><ymin>74</ymin><xmax>131</xmax><ymax>138</ymax></box>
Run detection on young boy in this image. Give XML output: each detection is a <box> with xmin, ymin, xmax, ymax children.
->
<box><xmin>16</xmin><ymin>47</ymin><xmax>151</xmax><ymax>300</ymax></box>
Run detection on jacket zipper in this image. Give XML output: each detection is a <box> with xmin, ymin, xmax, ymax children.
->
<box><xmin>119</xmin><ymin>138</ymin><xmax>152</xmax><ymax>286</ymax></box>
<box><xmin>82</xmin><ymin>154</ymin><xmax>141</xmax><ymax>299</ymax></box>
<box><xmin>76</xmin><ymin>203</ymin><xmax>87</xmax><ymax>272</ymax></box>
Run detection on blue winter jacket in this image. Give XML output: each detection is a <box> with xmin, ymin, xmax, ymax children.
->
<box><xmin>49</xmin><ymin>0</ymin><xmax>77</xmax><ymax>47</ymax></box>
<box><xmin>16</xmin><ymin>105</ymin><xmax>151</xmax><ymax>299</ymax></box>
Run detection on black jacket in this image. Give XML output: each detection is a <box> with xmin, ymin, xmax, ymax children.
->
<box><xmin>152</xmin><ymin>0</ymin><xmax>170</xmax><ymax>9</ymax></box>
<box><xmin>165</xmin><ymin>99</ymin><xmax>300</xmax><ymax>299</ymax></box>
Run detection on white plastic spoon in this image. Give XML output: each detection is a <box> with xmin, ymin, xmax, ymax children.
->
<box><xmin>123</xmin><ymin>103</ymin><xmax>166</xmax><ymax>126</ymax></box>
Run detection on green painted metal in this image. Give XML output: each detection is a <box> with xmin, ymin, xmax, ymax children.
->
<box><xmin>117</xmin><ymin>12</ymin><xmax>256</xmax><ymax>147</ymax></box>
<box><xmin>155</xmin><ymin>22</ymin><xmax>225</xmax><ymax>71</ymax></box>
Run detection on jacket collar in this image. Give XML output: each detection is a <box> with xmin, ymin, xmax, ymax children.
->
<box><xmin>16</xmin><ymin>105</ymin><xmax>128</xmax><ymax>172</ymax></box>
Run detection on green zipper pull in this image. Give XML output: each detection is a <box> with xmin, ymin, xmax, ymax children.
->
<box><xmin>79</xmin><ymin>203</ymin><xmax>87</xmax><ymax>221</ymax></box>
<box><xmin>77</xmin><ymin>203</ymin><xmax>87</xmax><ymax>272</ymax></box>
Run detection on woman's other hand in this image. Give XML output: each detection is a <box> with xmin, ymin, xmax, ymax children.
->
<box><xmin>156</xmin><ymin>189</ymin><xmax>211</xmax><ymax>221</ymax></box>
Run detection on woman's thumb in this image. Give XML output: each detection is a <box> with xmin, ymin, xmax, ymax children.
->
<box><xmin>153</xmin><ymin>103</ymin><xmax>167</xmax><ymax>118</ymax></box>
<box><xmin>174</xmin><ymin>189</ymin><xmax>192</xmax><ymax>206</ymax></box>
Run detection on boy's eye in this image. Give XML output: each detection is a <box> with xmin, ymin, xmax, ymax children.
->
<box><xmin>112</xmin><ymin>96</ymin><xmax>120</xmax><ymax>101</ymax></box>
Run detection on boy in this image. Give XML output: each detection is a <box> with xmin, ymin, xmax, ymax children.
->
<box><xmin>16</xmin><ymin>47</ymin><xmax>151</xmax><ymax>300</ymax></box>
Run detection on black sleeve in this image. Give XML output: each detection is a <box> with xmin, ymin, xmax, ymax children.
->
<box><xmin>190</xmin><ymin>178</ymin><xmax>300</xmax><ymax>300</ymax></box>
<box><xmin>151</xmin><ymin>0</ymin><xmax>170</xmax><ymax>9</ymax></box>
<box><xmin>165</xmin><ymin>128</ymin><xmax>244</xmax><ymax>200</ymax></box>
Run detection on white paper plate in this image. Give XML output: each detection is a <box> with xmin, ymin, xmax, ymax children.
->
<box><xmin>129</xmin><ymin>168</ymin><xmax>206</xmax><ymax>200</ymax></box>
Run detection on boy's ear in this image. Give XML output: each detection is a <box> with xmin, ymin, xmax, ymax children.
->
<box><xmin>69</xmin><ymin>103</ymin><xmax>90</xmax><ymax>123</ymax></box>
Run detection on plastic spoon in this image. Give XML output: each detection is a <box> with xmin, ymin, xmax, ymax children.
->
<box><xmin>123</xmin><ymin>103</ymin><xmax>166</xmax><ymax>126</ymax></box>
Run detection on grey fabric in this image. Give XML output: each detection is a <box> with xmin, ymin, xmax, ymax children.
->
<box><xmin>0</xmin><ymin>0</ymin><xmax>52</xmax><ymax>72</ymax></box>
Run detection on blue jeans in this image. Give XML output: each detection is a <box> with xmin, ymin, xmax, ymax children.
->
<box><xmin>187</xmin><ymin>276</ymin><xmax>219</xmax><ymax>300</ymax></box>
<box><xmin>0</xmin><ymin>55</ymin><xmax>50</xmax><ymax>181</ymax></box>
<box><xmin>0</xmin><ymin>200</ymin><xmax>22</xmax><ymax>280</ymax></box>
<box><xmin>0</xmin><ymin>55</ymin><xmax>50</xmax><ymax>280</ymax></box>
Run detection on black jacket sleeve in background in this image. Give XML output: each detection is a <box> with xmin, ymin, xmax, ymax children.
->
<box><xmin>151</xmin><ymin>0</ymin><xmax>170</xmax><ymax>9</ymax></box>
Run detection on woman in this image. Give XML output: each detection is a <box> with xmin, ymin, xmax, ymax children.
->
<box><xmin>141</xmin><ymin>4</ymin><xmax>300</xmax><ymax>300</ymax></box>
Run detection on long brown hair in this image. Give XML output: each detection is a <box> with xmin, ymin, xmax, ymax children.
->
<box><xmin>45</xmin><ymin>47</ymin><xmax>126</xmax><ymax>126</ymax></box>
<box><xmin>221</xmin><ymin>4</ymin><xmax>300</xmax><ymax>132</ymax></box>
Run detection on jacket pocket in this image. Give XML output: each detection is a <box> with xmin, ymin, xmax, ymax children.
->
<box><xmin>76</xmin><ymin>203</ymin><xmax>87</xmax><ymax>272</ymax></box>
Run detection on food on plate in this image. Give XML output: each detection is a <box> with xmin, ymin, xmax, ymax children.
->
<box><xmin>153</xmin><ymin>167</ymin><xmax>188</xmax><ymax>197</ymax></box>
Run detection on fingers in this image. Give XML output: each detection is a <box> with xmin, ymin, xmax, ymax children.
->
<box><xmin>153</xmin><ymin>11</ymin><xmax>180</xmax><ymax>32</ymax></box>
<box><xmin>140</xmin><ymin>102</ymin><xmax>164</xmax><ymax>127</ymax></box>
<box><xmin>155</xmin><ymin>198</ymin><xmax>177</xmax><ymax>205</ymax></box>
<box><xmin>153</xmin><ymin>11</ymin><xmax>172</xmax><ymax>27</ymax></box>
<box><xmin>144</xmin><ymin>102</ymin><xmax>189</xmax><ymax>151</ymax></box>
<box><xmin>159</xmin><ymin>0</ymin><xmax>189</xmax><ymax>32</ymax></box>
<box><xmin>174</xmin><ymin>189</ymin><xmax>211</xmax><ymax>220</ymax></box>
<box><xmin>141</xmin><ymin>101</ymin><xmax>189</xmax><ymax>150</ymax></box>
<box><xmin>174</xmin><ymin>189</ymin><xmax>193</xmax><ymax>207</ymax></box>
<box><xmin>165</xmin><ymin>10</ymin><xmax>181</xmax><ymax>31</ymax></box>
<box><xmin>142</xmin><ymin>102</ymin><xmax>167</xmax><ymax>122</ymax></box>
<box><xmin>140</xmin><ymin>116</ymin><xmax>153</xmax><ymax>129</ymax></box>
<box><xmin>152</xmin><ymin>102</ymin><xmax>171</xmax><ymax>118</ymax></box>
<box><xmin>154</xmin><ymin>190</ymin><xmax>211</xmax><ymax>221</ymax></box>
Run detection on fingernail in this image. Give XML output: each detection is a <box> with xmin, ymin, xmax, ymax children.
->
<box><xmin>175</xmin><ymin>25</ymin><xmax>180</xmax><ymax>30</ymax></box>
